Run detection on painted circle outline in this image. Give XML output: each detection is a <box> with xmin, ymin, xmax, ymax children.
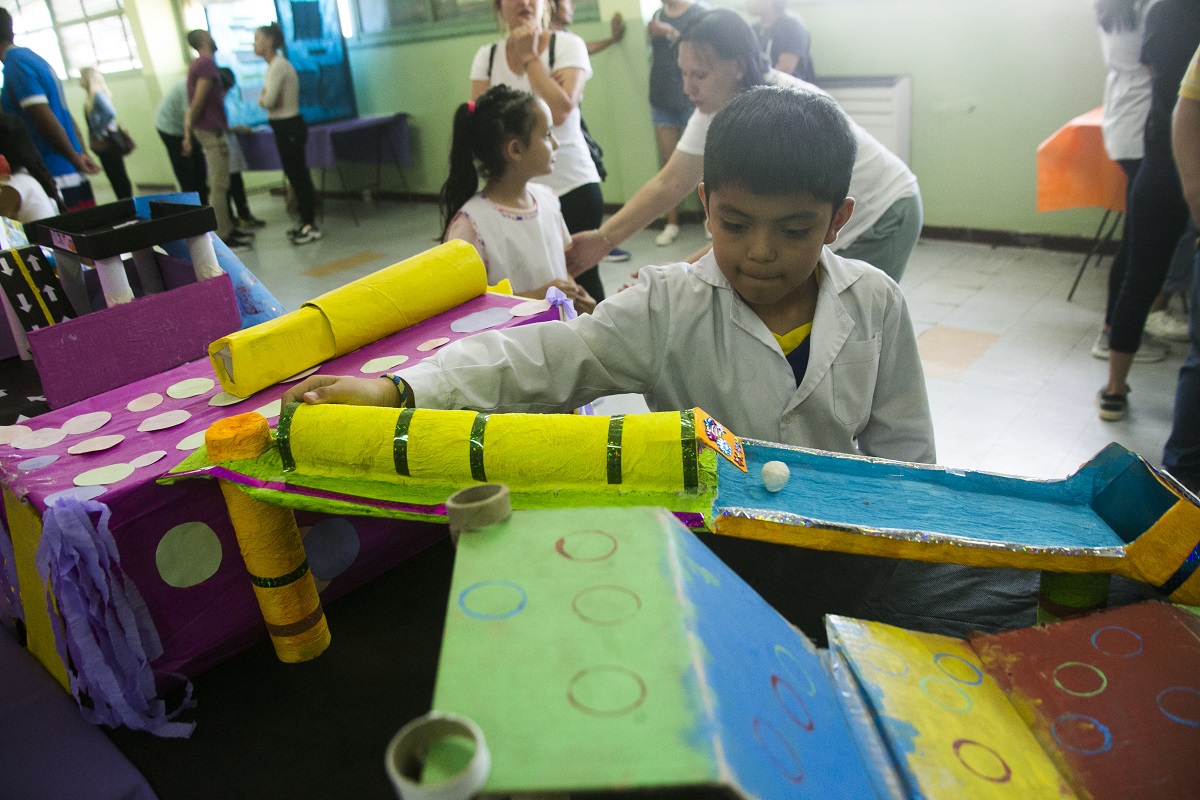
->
<box><xmin>771</xmin><ymin>675</ymin><xmax>814</xmax><ymax>731</ymax></box>
<box><xmin>571</xmin><ymin>585</ymin><xmax>643</xmax><ymax>626</ymax></box>
<box><xmin>933</xmin><ymin>652</ymin><xmax>984</xmax><ymax>685</ymax></box>
<box><xmin>1051</xmin><ymin>713</ymin><xmax>1113</xmax><ymax>755</ymax></box>
<box><xmin>1052</xmin><ymin>662</ymin><xmax>1108</xmax><ymax>698</ymax></box>
<box><xmin>566</xmin><ymin>665</ymin><xmax>647</xmax><ymax>718</ymax></box>
<box><xmin>1090</xmin><ymin>625</ymin><xmax>1143</xmax><ymax>658</ymax></box>
<box><xmin>457</xmin><ymin>580</ymin><xmax>528</xmax><ymax>621</ymax></box>
<box><xmin>919</xmin><ymin>676</ymin><xmax>973</xmax><ymax>714</ymax></box>
<box><xmin>855</xmin><ymin>643</ymin><xmax>910</xmax><ymax>677</ymax></box>
<box><xmin>952</xmin><ymin>739</ymin><xmax>1012</xmax><ymax>783</ymax></box>
<box><xmin>752</xmin><ymin>717</ymin><xmax>804</xmax><ymax>784</ymax></box>
<box><xmin>1156</xmin><ymin>686</ymin><xmax>1200</xmax><ymax>727</ymax></box>
<box><xmin>555</xmin><ymin>530</ymin><xmax>618</xmax><ymax>562</ymax></box>
<box><xmin>773</xmin><ymin>645</ymin><xmax>818</xmax><ymax>697</ymax></box>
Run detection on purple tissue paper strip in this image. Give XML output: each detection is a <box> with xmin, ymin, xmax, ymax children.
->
<box><xmin>0</xmin><ymin>513</ymin><xmax>22</xmax><ymax>625</ymax></box>
<box><xmin>36</xmin><ymin>497</ymin><xmax>195</xmax><ymax>738</ymax></box>
<box><xmin>545</xmin><ymin>285</ymin><xmax>578</xmax><ymax>321</ymax></box>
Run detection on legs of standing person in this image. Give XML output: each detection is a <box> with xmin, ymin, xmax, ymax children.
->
<box><xmin>193</xmin><ymin>128</ymin><xmax>234</xmax><ymax>241</ymax></box>
<box><xmin>651</xmin><ymin>105</ymin><xmax>690</xmax><ymax>245</ymax></box>
<box><xmin>270</xmin><ymin>116</ymin><xmax>318</xmax><ymax>238</ymax></box>
<box><xmin>1145</xmin><ymin>220</ymin><xmax>1197</xmax><ymax>342</ymax></box>
<box><xmin>1163</xmin><ymin>248</ymin><xmax>1200</xmax><ymax>492</ymax></box>
<box><xmin>833</xmin><ymin>193</ymin><xmax>923</xmax><ymax>283</ymax></box>
<box><xmin>96</xmin><ymin>147</ymin><xmax>132</xmax><ymax>199</ymax></box>
<box><xmin>228</xmin><ymin>171</ymin><xmax>252</xmax><ymax>222</ymax></box>
<box><xmin>560</xmin><ymin>182</ymin><xmax>606</xmax><ymax>302</ymax></box>
<box><xmin>1103</xmin><ymin>152</ymin><xmax>1190</xmax><ymax>416</ymax></box>
<box><xmin>1105</xmin><ymin>159</ymin><xmax>1141</xmax><ymax>327</ymax></box>
<box><xmin>56</xmin><ymin>175</ymin><xmax>95</xmax><ymax>212</ymax></box>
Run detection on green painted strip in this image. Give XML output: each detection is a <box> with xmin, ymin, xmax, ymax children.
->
<box><xmin>680</xmin><ymin>409</ymin><xmax>698</xmax><ymax>491</ymax></box>
<box><xmin>393</xmin><ymin>407</ymin><xmax>415</xmax><ymax>477</ymax></box>
<box><xmin>469</xmin><ymin>413</ymin><xmax>490</xmax><ymax>482</ymax></box>
<box><xmin>276</xmin><ymin>401</ymin><xmax>299</xmax><ymax>472</ymax></box>
<box><xmin>250</xmin><ymin>559</ymin><xmax>309</xmax><ymax>589</ymax></box>
<box><xmin>606</xmin><ymin>415</ymin><xmax>624</xmax><ymax>485</ymax></box>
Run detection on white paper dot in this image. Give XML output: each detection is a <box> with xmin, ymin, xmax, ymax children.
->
<box><xmin>46</xmin><ymin>485</ymin><xmax>106</xmax><ymax>504</ymax></box>
<box><xmin>416</xmin><ymin>337</ymin><xmax>451</xmax><ymax>352</ymax></box>
<box><xmin>10</xmin><ymin>428</ymin><xmax>66</xmax><ymax>450</ymax></box>
<box><xmin>0</xmin><ymin>424</ymin><xmax>33</xmax><ymax>445</ymax></box>
<box><xmin>252</xmin><ymin>399</ymin><xmax>282</xmax><ymax>420</ymax></box>
<box><xmin>127</xmin><ymin>393</ymin><xmax>164</xmax><ymax>412</ymax></box>
<box><xmin>359</xmin><ymin>355</ymin><xmax>409</xmax><ymax>374</ymax></box>
<box><xmin>67</xmin><ymin>434</ymin><xmax>125</xmax><ymax>455</ymax></box>
<box><xmin>137</xmin><ymin>409</ymin><xmax>192</xmax><ymax>432</ymax></box>
<box><xmin>176</xmin><ymin>431</ymin><xmax>207</xmax><ymax>451</ymax></box>
<box><xmin>60</xmin><ymin>411</ymin><xmax>112</xmax><ymax>435</ymax></box>
<box><xmin>280</xmin><ymin>366</ymin><xmax>321</xmax><ymax>383</ymax></box>
<box><xmin>166</xmin><ymin>378</ymin><xmax>215</xmax><ymax>400</ymax></box>
<box><xmin>509</xmin><ymin>298</ymin><xmax>552</xmax><ymax>317</ymax></box>
<box><xmin>208</xmin><ymin>391</ymin><xmax>246</xmax><ymax>407</ymax></box>
<box><xmin>130</xmin><ymin>450</ymin><xmax>168</xmax><ymax>468</ymax></box>
<box><xmin>73</xmin><ymin>462</ymin><xmax>135</xmax><ymax>487</ymax></box>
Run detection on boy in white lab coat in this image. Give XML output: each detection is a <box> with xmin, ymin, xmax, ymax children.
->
<box><xmin>285</xmin><ymin>87</ymin><xmax>935</xmax><ymax>466</ymax></box>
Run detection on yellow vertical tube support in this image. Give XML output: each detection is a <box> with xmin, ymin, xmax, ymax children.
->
<box><xmin>207</xmin><ymin>413</ymin><xmax>330</xmax><ymax>663</ymax></box>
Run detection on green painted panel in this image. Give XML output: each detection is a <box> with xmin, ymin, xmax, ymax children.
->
<box><xmin>432</xmin><ymin>506</ymin><xmax>719</xmax><ymax>791</ymax></box>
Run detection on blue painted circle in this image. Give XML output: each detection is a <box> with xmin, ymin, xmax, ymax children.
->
<box><xmin>933</xmin><ymin>652</ymin><xmax>984</xmax><ymax>685</ymax></box>
<box><xmin>1090</xmin><ymin>625</ymin><xmax>1143</xmax><ymax>658</ymax></box>
<box><xmin>17</xmin><ymin>454</ymin><xmax>58</xmax><ymax>471</ymax></box>
<box><xmin>304</xmin><ymin>518</ymin><xmax>360</xmax><ymax>581</ymax></box>
<box><xmin>1051</xmin><ymin>714</ymin><xmax>1113</xmax><ymax>755</ymax></box>
<box><xmin>458</xmin><ymin>581</ymin><xmax>528</xmax><ymax>621</ymax></box>
<box><xmin>920</xmin><ymin>676</ymin><xmax>973</xmax><ymax>713</ymax></box>
<box><xmin>1156</xmin><ymin>686</ymin><xmax>1200</xmax><ymax>727</ymax></box>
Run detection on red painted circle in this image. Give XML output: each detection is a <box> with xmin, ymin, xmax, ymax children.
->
<box><xmin>771</xmin><ymin>675</ymin><xmax>814</xmax><ymax>732</ymax></box>
<box><xmin>555</xmin><ymin>530</ymin><xmax>618</xmax><ymax>562</ymax></box>
<box><xmin>752</xmin><ymin>717</ymin><xmax>804</xmax><ymax>784</ymax></box>
<box><xmin>953</xmin><ymin>739</ymin><xmax>1012</xmax><ymax>783</ymax></box>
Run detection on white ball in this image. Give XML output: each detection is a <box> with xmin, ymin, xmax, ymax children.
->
<box><xmin>761</xmin><ymin>461</ymin><xmax>790</xmax><ymax>493</ymax></box>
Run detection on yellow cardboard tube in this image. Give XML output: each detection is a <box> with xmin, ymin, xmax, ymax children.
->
<box><xmin>209</xmin><ymin>240</ymin><xmax>487</xmax><ymax>397</ymax></box>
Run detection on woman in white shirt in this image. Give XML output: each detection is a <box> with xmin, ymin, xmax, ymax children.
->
<box><xmin>469</xmin><ymin>0</ymin><xmax>607</xmax><ymax>300</ymax></box>
<box><xmin>255</xmin><ymin>22</ymin><xmax>320</xmax><ymax>245</ymax></box>
<box><xmin>567</xmin><ymin>9</ymin><xmax>922</xmax><ymax>282</ymax></box>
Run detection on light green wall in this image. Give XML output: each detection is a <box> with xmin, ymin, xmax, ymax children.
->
<box><xmin>98</xmin><ymin>0</ymin><xmax>1111</xmax><ymax>237</ymax></box>
<box><xmin>795</xmin><ymin>0</ymin><xmax>1108</xmax><ymax>237</ymax></box>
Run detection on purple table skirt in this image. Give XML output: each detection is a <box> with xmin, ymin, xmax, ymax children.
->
<box><xmin>0</xmin><ymin>291</ymin><xmax>557</xmax><ymax>681</ymax></box>
<box><xmin>237</xmin><ymin>114</ymin><xmax>410</xmax><ymax>172</ymax></box>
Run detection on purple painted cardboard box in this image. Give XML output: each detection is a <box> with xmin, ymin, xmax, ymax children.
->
<box><xmin>0</xmin><ymin>292</ymin><xmax>558</xmax><ymax>713</ymax></box>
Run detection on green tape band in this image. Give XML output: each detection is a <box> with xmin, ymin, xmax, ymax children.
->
<box><xmin>250</xmin><ymin>559</ymin><xmax>310</xmax><ymax>589</ymax></box>
<box><xmin>607</xmin><ymin>415</ymin><xmax>625</xmax><ymax>485</ymax></box>
<box><xmin>393</xmin><ymin>407</ymin><xmax>415</xmax><ymax>477</ymax></box>
<box><xmin>469</xmin><ymin>412</ymin><xmax>490</xmax><ymax>482</ymax></box>
<box><xmin>276</xmin><ymin>401</ymin><xmax>299</xmax><ymax>472</ymax></box>
<box><xmin>681</xmin><ymin>409</ymin><xmax>698</xmax><ymax>492</ymax></box>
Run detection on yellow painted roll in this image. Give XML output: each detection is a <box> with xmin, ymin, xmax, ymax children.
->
<box><xmin>283</xmin><ymin>404</ymin><xmax>695</xmax><ymax>493</ymax></box>
<box><xmin>208</xmin><ymin>240</ymin><xmax>488</xmax><ymax>397</ymax></box>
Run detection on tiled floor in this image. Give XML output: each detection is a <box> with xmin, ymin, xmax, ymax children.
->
<box><xmin>235</xmin><ymin>195</ymin><xmax>1188</xmax><ymax>480</ymax></box>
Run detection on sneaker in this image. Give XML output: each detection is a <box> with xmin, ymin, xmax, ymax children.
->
<box><xmin>1097</xmin><ymin>386</ymin><xmax>1129</xmax><ymax>422</ymax></box>
<box><xmin>222</xmin><ymin>233</ymin><xmax>253</xmax><ymax>254</ymax></box>
<box><xmin>1144</xmin><ymin>309</ymin><xmax>1191</xmax><ymax>342</ymax></box>
<box><xmin>602</xmin><ymin>248</ymin><xmax>631</xmax><ymax>263</ymax></box>
<box><xmin>289</xmin><ymin>224</ymin><xmax>322</xmax><ymax>245</ymax></box>
<box><xmin>655</xmin><ymin>223</ymin><xmax>681</xmax><ymax>246</ymax></box>
<box><xmin>233</xmin><ymin>226</ymin><xmax>256</xmax><ymax>238</ymax></box>
<box><xmin>1090</xmin><ymin>330</ymin><xmax>1170</xmax><ymax>363</ymax></box>
<box><xmin>237</xmin><ymin>215</ymin><xmax>267</xmax><ymax>229</ymax></box>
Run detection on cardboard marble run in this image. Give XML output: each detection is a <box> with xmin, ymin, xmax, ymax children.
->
<box><xmin>385</xmin><ymin>495</ymin><xmax>1199</xmax><ymax>799</ymax></box>
<box><xmin>172</xmin><ymin>404</ymin><xmax>1200</xmax><ymax>612</ymax></box>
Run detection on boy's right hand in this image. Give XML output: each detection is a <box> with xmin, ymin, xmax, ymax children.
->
<box><xmin>281</xmin><ymin>375</ymin><xmax>406</xmax><ymax>408</ymax></box>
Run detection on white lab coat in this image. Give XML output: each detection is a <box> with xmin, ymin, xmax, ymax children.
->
<box><xmin>402</xmin><ymin>248</ymin><xmax>935</xmax><ymax>464</ymax></box>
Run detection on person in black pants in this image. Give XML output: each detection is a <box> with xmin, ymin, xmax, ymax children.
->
<box><xmin>255</xmin><ymin>23</ymin><xmax>320</xmax><ymax>244</ymax></box>
<box><xmin>155</xmin><ymin>78</ymin><xmax>208</xmax><ymax>204</ymax></box>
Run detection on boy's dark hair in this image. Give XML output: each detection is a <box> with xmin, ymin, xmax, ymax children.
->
<box><xmin>0</xmin><ymin>9</ymin><xmax>13</xmax><ymax>44</ymax></box>
<box><xmin>704</xmin><ymin>86</ymin><xmax>856</xmax><ymax>209</ymax></box>
<box><xmin>680</xmin><ymin>9</ymin><xmax>768</xmax><ymax>91</ymax></box>
<box><xmin>439</xmin><ymin>85</ymin><xmax>539</xmax><ymax>239</ymax></box>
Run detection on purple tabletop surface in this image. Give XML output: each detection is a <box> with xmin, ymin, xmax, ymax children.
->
<box><xmin>237</xmin><ymin>114</ymin><xmax>410</xmax><ymax>172</ymax></box>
